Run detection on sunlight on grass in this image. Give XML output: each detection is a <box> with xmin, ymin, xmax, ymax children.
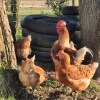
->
<box><xmin>90</xmin><ymin>80</ymin><xmax>100</xmax><ymax>92</ymax></box>
<box><xmin>45</xmin><ymin>77</ymin><xmax>60</xmax><ymax>88</ymax></box>
<box><xmin>16</xmin><ymin>27</ymin><xmax>22</xmax><ymax>40</ymax></box>
<box><xmin>19</xmin><ymin>9</ymin><xmax>53</xmax><ymax>15</ymax></box>
<box><xmin>0</xmin><ymin>97</ymin><xmax>15</xmax><ymax>100</ymax></box>
<box><xmin>19</xmin><ymin>9</ymin><xmax>54</xmax><ymax>20</ymax></box>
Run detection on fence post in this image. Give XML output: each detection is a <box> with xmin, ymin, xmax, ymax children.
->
<box><xmin>11</xmin><ymin>0</ymin><xmax>20</xmax><ymax>40</ymax></box>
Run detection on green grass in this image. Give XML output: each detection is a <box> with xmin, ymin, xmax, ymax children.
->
<box><xmin>0</xmin><ymin>68</ymin><xmax>28</xmax><ymax>100</ymax></box>
<box><xmin>0</xmin><ymin>97</ymin><xmax>15</xmax><ymax>100</ymax></box>
<box><xmin>45</xmin><ymin>77</ymin><xmax>60</xmax><ymax>88</ymax></box>
<box><xmin>19</xmin><ymin>9</ymin><xmax>54</xmax><ymax>20</ymax></box>
<box><xmin>19</xmin><ymin>9</ymin><xmax>53</xmax><ymax>15</ymax></box>
<box><xmin>90</xmin><ymin>80</ymin><xmax>100</xmax><ymax>92</ymax></box>
<box><xmin>16</xmin><ymin>27</ymin><xmax>22</xmax><ymax>39</ymax></box>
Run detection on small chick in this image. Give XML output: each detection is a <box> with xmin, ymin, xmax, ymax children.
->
<box><xmin>19</xmin><ymin>55</ymin><xmax>45</xmax><ymax>89</ymax></box>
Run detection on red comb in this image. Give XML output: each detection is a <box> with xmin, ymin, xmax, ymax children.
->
<box><xmin>56</xmin><ymin>20</ymin><xmax>66</xmax><ymax>27</ymax></box>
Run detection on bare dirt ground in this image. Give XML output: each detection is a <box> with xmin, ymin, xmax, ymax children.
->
<box><xmin>30</xmin><ymin>72</ymin><xmax>100</xmax><ymax>100</ymax></box>
<box><xmin>1</xmin><ymin>69</ymin><xmax>100</xmax><ymax>100</ymax></box>
<box><xmin>0</xmin><ymin>63</ymin><xmax>100</xmax><ymax>100</ymax></box>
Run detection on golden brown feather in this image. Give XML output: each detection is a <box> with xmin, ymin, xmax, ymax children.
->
<box><xmin>15</xmin><ymin>35</ymin><xmax>32</xmax><ymax>59</ymax></box>
<box><xmin>19</xmin><ymin>56</ymin><xmax>45</xmax><ymax>89</ymax></box>
<box><xmin>56</xmin><ymin>50</ymin><xmax>98</xmax><ymax>91</ymax></box>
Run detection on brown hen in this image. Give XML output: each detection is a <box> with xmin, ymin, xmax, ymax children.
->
<box><xmin>57</xmin><ymin>50</ymin><xmax>98</xmax><ymax>91</ymax></box>
<box><xmin>15</xmin><ymin>35</ymin><xmax>32</xmax><ymax>59</ymax></box>
<box><xmin>51</xmin><ymin>20</ymin><xmax>93</xmax><ymax>66</ymax></box>
<box><xmin>55</xmin><ymin>50</ymin><xmax>98</xmax><ymax>99</ymax></box>
<box><xmin>19</xmin><ymin>56</ymin><xmax>45</xmax><ymax>89</ymax></box>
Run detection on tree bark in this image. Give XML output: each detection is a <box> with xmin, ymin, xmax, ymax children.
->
<box><xmin>0</xmin><ymin>27</ymin><xmax>7</xmax><ymax>66</ymax></box>
<box><xmin>5</xmin><ymin>0</ymin><xmax>20</xmax><ymax>43</ymax></box>
<box><xmin>79</xmin><ymin>0</ymin><xmax>100</xmax><ymax>79</ymax></box>
<box><xmin>0</xmin><ymin>0</ymin><xmax>17</xmax><ymax>69</ymax></box>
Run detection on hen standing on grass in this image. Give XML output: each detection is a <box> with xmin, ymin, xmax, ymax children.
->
<box><xmin>19</xmin><ymin>55</ymin><xmax>45</xmax><ymax>90</ymax></box>
<box><xmin>51</xmin><ymin>20</ymin><xmax>93</xmax><ymax>66</ymax></box>
<box><xmin>57</xmin><ymin>50</ymin><xmax>98</xmax><ymax>100</ymax></box>
<box><xmin>15</xmin><ymin>35</ymin><xmax>32</xmax><ymax>60</ymax></box>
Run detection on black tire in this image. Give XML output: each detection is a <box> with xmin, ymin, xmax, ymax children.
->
<box><xmin>21</xmin><ymin>15</ymin><xmax>77</xmax><ymax>35</ymax></box>
<box><xmin>37</xmin><ymin>17</ymin><xmax>77</xmax><ymax>34</ymax></box>
<box><xmin>35</xmin><ymin>57</ymin><xmax>53</xmax><ymax>63</ymax></box>
<box><xmin>31</xmin><ymin>45</ymin><xmax>51</xmax><ymax>52</ymax></box>
<box><xmin>21</xmin><ymin>14</ymin><xmax>50</xmax><ymax>28</ymax></box>
<box><xmin>31</xmin><ymin>50</ymin><xmax>51</xmax><ymax>58</ymax></box>
<box><xmin>63</xmin><ymin>15</ymin><xmax>80</xmax><ymax>31</ymax></box>
<box><xmin>29</xmin><ymin>49</ymin><xmax>53</xmax><ymax>63</ymax></box>
<box><xmin>62</xmin><ymin>6</ymin><xmax>79</xmax><ymax>15</ymax></box>
<box><xmin>70</xmin><ymin>31</ymin><xmax>81</xmax><ymax>44</ymax></box>
<box><xmin>21</xmin><ymin>20</ymin><xmax>25</xmax><ymax>28</ymax></box>
<box><xmin>35</xmin><ymin>61</ymin><xmax>55</xmax><ymax>71</ymax></box>
<box><xmin>22</xmin><ymin>28</ymin><xmax>58</xmax><ymax>47</ymax></box>
<box><xmin>64</xmin><ymin>15</ymin><xmax>79</xmax><ymax>21</ymax></box>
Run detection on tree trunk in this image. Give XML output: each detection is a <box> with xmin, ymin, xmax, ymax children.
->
<box><xmin>0</xmin><ymin>0</ymin><xmax>17</xmax><ymax>69</ymax></box>
<box><xmin>11</xmin><ymin>0</ymin><xmax>20</xmax><ymax>36</ymax></box>
<box><xmin>72</xmin><ymin>0</ymin><xmax>74</xmax><ymax>6</ymax></box>
<box><xmin>0</xmin><ymin>27</ymin><xmax>7</xmax><ymax>66</ymax></box>
<box><xmin>79</xmin><ymin>0</ymin><xmax>100</xmax><ymax>79</ymax></box>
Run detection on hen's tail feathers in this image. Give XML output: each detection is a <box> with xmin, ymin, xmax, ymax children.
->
<box><xmin>77</xmin><ymin>46</ymin><xmax>93</xmax><ymax>58</ymax></box>
<box><xmin>69</xmin><ymin>41</ymin><xmax>76</xmax><ymax>50</ymax></box>
<box><xmin>92</xmin><ymin>62</ymin><xmax>99</xmax><ymax>69</ymax></box>
<box><xmin>85</xmin><ymin>47</ymin><xmax>93</xmax><ymax>57</ymax></box>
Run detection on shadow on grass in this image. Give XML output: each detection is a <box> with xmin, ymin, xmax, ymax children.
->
<box><xmin>0</xmin><ymin>69</ymin><xmax>38</xmax><ymax>100</ymax></box>
<box><xmin>47</xmin><ymin>91</ymin><xmax>65</xmax><ymax>100</ymax></box>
